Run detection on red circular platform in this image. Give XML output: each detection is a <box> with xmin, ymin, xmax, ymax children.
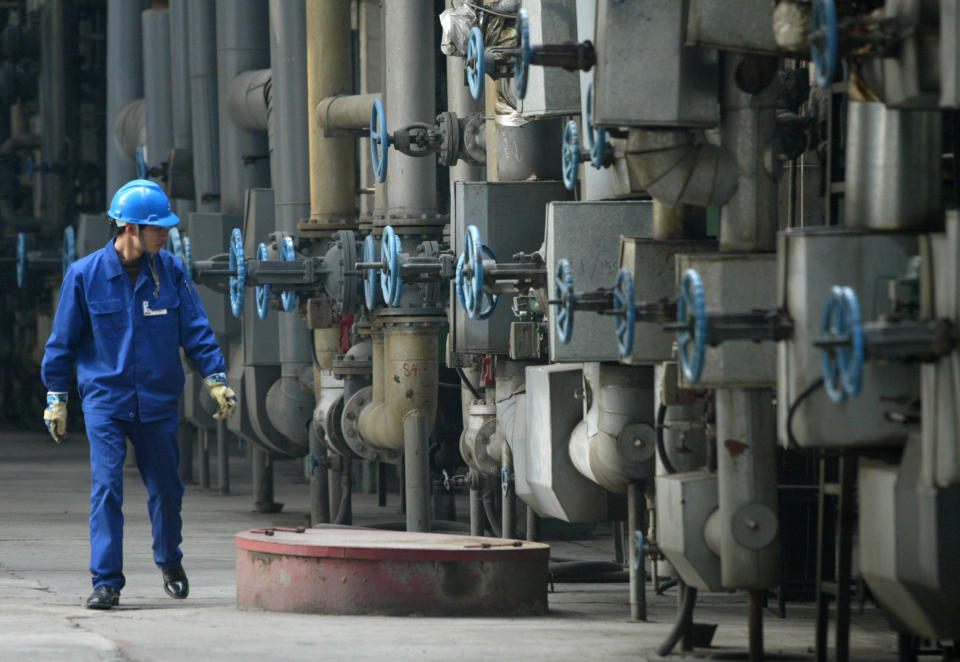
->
<box><xmin>236</xmin><ymin>527</ymin><xmax>550</xmax><ymax>616</ymax></box>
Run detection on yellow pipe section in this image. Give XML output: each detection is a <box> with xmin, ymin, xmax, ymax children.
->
<box><xmin>357</xmin><ymin>321</ymin><xmax>441</xmax><ymax>451</ymax></box>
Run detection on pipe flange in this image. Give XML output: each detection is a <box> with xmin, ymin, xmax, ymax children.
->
<box><xmin>616</xmin><ymin>422</ymin><xmax>657</xmax><ymax>464</ymax></box>
<box><xmin>460</xmin><ymin>418</ymin><xmax>500</xmax><ymax>477</ymax></box>
<box><xmin>323</xmin><ymin>395</ymin><xmax>357</xmax><ymax>458</ymax></box>
<box><xmin>340</xmin><ymin>386</ymin><xmax>401</xmax><ymax>464</ymax></box>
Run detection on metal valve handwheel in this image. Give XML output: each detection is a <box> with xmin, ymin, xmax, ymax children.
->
<box><xmin>255</xmin><ymin>242</ymin><xmax>271</xmax><ymax>320</ymax></box>
<box><xmin>457</xmin><ymin>225</ymin><xmax>499</xmax><ymax>320</ymax></box>
<box><xmin>585</xmin><ymin>82</ymin><xmax>607</xmax><ymax>168</ymax></box>
<box><xmin>820</xmin><ymin>285</ymin><xmax>864</xmax><ymax>403</ymax></box>
<box><xmin>229</xmin><ymin>227</ymin><xmax>245</xmax><ymax>318</ymax></box>
<box><xmin>183</xmin><ymin>235</ymin><xmax>193</xmax><ymax>281</ymax></box>
<box><xmin>467</xmin><ymin>26</ymin><xmax>486</xmax><ymax>100</ymax></box>
<box><xmin>380</xmin><ymin>225</ymin><xmax>403</xmax><ymax>307</ymax></box>
<box><xmin>370</xmin><ymin>97</ymin><xmax>391</xmax><ymax>183</ymax></box>
<box><xmin>515</xmin><ymin>8</ymin><xmax>533</xmax><ymax>100</ymax></box>
<box><xmin>811</xmin><ymin>0</ymin><xmax>838</xmax><ymax>88</ymax></box>
<box><xmin>167</xmin><ymin>227</ymin><xmax>184</xmax><ymax>263</ymax></box>
<box><xmin>62</xmin><ymin>225</ymin><xmax>76</xmax><ymax>276</ymax></box>
<box><xmin>279</xmin><ymin>236</ymin><xmax>297</xmax><ymax>312</ymax></box>
<box><xmin>562</xmin><ymin>120</ymin><xmax>581</xmax><ymax>192</ymax></box>
<box><xmin>554</xmin><ymin>259</ymin><xmax>575</xmax><ymax>345</ymax></box>
<box><xmin>677</xmin><ymin>269</ymin><xmax>708</xmax><ymax>384</ymax></box>
<box><xmin>613</xmin><ymin>268</ymin><xmax>636</xmax><ymax>358</ymax></box>
<box><xmin>16</xmin><ymin>232</ymin><xmax>26</xmax><ymax>288</ymax></box>
<box><xmin>363</xmin><ymin>234</ymin><xmax>379</xmax><ymax>310</ymax></box>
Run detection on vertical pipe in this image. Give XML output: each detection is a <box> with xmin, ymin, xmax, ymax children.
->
<box><xmin>445</xmin><ymin>0</ymin><xmax>483</xmax><ymax>185</ymax></box>
<box><xmin>169</xmin><ymin>0</ymin><xmax>196</xmax><ymax>219</ymax></box>
<box><xmin>403</xmin><ymin>410</ymin><xmax>431</xmax><ymax>532</ymax></box>
<box><xmin>141</xmin><ymin>9</ymin><xmax>173</xmax><ymax>176</ymax></box>
<box><xmin>199</xmin><ymin>428</ymin><xmax>211</xmax><ymax>489</ymax></box>
<box><xmin>383</xmin><ymin>0</ymin><xmax>436</xmax><ymax>218</ymax></box>
<box><xmin>107</xmin><ymin>0</ymin><xmax>146</xmax><ymax>199</ymax></box>
<box><xmin>187</xmin><ymin>0</ymin><xmax>220</xmax><ymax>211</ymax></box>
<box><xmin>306</xmin><ymin>0</ymin><xmax>355</xmax><ymax>226</ymax></box>
<box><xmin>526</xmin><ymin>504</ymin><xmax>540</xmax><ymax>541</ymax></box>
<box><xmin>377</xmin><ymin>462</ymin><xmax>387</xmax><ymax>507</ymax></box>
<box><xmin>470</xmin><ymin>485</ymin><xmax>483</xmax><ymax>536</ymax></box>
<box><xmin>501</xmin><ymin>443</ymin><xmax>516</xmax><ymax>539</ymax></box>
<box><xmin>628</xmin><ymin>481</ymin><xmax>647</xmax><ymax>620</ymax></box>
<box><xmin>217</xmin><ymin>419</ymin><xmax>230</xmax><ymax>494</ymax></box>
<box><xmin>749</xmin><ymin>589</ymin><xmax>765</xmax><ymax>662</ymax></box>
<box><xmin>358</xmin><ymin>0</ymin><xmax>384</xmax><ymax>218</ymax></box>
<box><xmin>252</xmin><ymin>445</ymin><xmax>275</xmax><ymax>511</ymax></box>
<box><xmin>328</xmin><ymin>452</ymin><xmax>343</xmax><ymax>523</ymax></box>
<box><xmin>310</xmin><ymin>431</ymin><xmax>330</xmax><ymax>524</ymax></box>
<box><xmin>340</xmin><ymin>458</ymin><xmax>353</xmax><ymax>525</ymax></box>
<box><xmin>40</xmin><ymin>0</ymin><xmax>73</xmax><ymax>228</ymax></box>
<box><xmin>216</xmin><ymin>0</ymin><xmax>270</xmax><ymax>215</ymax></box>
<box><xmin>178</xmin><ymin>421</ymin><xmax>194</xmax><ymax>483</ymax></box>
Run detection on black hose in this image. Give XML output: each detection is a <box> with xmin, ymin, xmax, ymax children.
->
<box><xmin>656</xmin><ymin>403</ymin><xmax>678</xmax><ymax>475</ymax></box>
<box><xmin>456</xmin><ymin>366</ymin><xmax>482</xmax><ymax>400</ymax></box>
<box><xmin>787</xmin><ymin>377</ymin><xmax>824</xmax><ymax>449</ymax></box>
<box><xmin>656</xmin><ymin>581</ymin><xmax>698</xmax><ymax>657</ymax></box>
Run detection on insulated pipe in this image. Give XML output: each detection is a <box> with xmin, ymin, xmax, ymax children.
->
<box><xmin>107</xmin><ymin>0</ymin><xmax>146</xmax><ymax>197</ymax></box>
<box><xmin>169</xmin><ymin>0</ymin><xmax>196</xmax><ymax>218</ymax></box>
<box><xmin>316</xmin><ymin>94</ymin><xmax>382</xmax><ymax>132</ymax></box>
<box><xmin>113</xmin><ymin>98</ymin><xmax>146</xmax><ymax>162</ymax></box>
<box><xmin>142</xmin><ymin>9</ymin><xmax>173</xmax><ymax>173</ymax></box>
<box><xmin>187</xmin><ymin>0</ymin><xmax>219</xmax><ymax>212</ymax></box>
<box><xmin>357</xmin><ymin>321</ymin><xmax>442</xmax><ymax>451</ymax></box>
<box><xmin>445</xmin><ymin>0</ymin><xmax>484</xmax><ymax>184</ymax></box>
<box><xmin>568</xmin><ymin>365</ymin><xmax>656</xmax><ymax>495</ymax></box>
<box><xmin>265</xmin><ymin>0</ymin><xmax>314</xmax><ymax>451</ymax></box>
<box><xmin>358</xmin><ymin>0</ymin><xmax>384</xmax><ymax>218</ymax></box>
<box><xmin>383</xmin><ymin>0</ymin><xmax>437</xmax><ymax>219</ymax></box>
<box><xmin>216</xmin><ymin>0</ymin><xmax>270</xmax><ymax>215</ymax></box>
<box><xmin>227</xmin><ymin>68</ymin><xmax>270</xmax><ymax>132</ymax></box>
<box><xmin>306</xmin><ymin>1</ymin><xmax>356</xmax><ymax>226</ymax></box>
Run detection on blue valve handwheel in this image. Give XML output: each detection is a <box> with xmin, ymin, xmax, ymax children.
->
<box><xmin>613</xmin><ymin>268</ymin><xmax>636</xmax><ymax>358</ymax></box>
<box><xmin>280</xmin><ymin>236</ymin><xmax>297</xmax><ymax>312</ymax></box>
<box><xmin>812</xmin><ymin>0</ymin><xmax>838</xmax><ymax>88</ymax></box>
<box><xmin>562</xmin><ymin>120</ymin><xmax>581</xmax><ymax>192</ymax></box>
<box><xmin>167</xmin><ymin>227</ymin><xmax>184</xmax><ymax>263</ymax></box>
<box><xmin>380</xmin><ymin>225</ymin><xmax>402</xmax><ymax>307</ymax></box>
<box><xmin>554</xmin><ymin>259</ymin><xmax>575</xmax><ymax>345</ymax></box>
<box><xmin>16</xmin><ymin>232</ymin><xmax>26</xmax><ymax>288</ymax></box>
<box><xmin>135</xmin><ymin>146</ymin><xmax>148</xmax><ymax>179</ymax></box>
<box><xmin>820</xmin><ymin>286</ymin><xmax>864</xmax><ymax>403</ymax></box>
<box><xmin>515</xmin><ymin>7</ymin><xmax>532</xmax><ymax>100</ymax></box>
<box><xmin>370</xmin><ymin>98</ymin><xmax>390</xmax><ymax>183</ymax></box>
<box><xmin>183</xmin><ymin>235</ymin><xmax>193</xmax><ymax>281</ymax></box>
<box><xmin>455</xmin><ymin>252</ymin><xmax>467</xmax><ymax>310</ymax></box>
<box><xmin>472</xmin><ymin>245</ymin><xmax>499</xmax><ymax>320</ymax></box>
<box><xmin>459</xmin><ymin>227</ymin><xmax>499</xmax><ymax>320</ymax></box>
<box><xmin>229</xmin><ymin>227</ymin><xmax>245</xmax><ymax>318</ymax></box>
<box><xmin>363</xmin><ymin>234</ymin><xmax>379</xmax><ymax>310</ymax></box>
<box><xmin>585</xmin><ymin>82</ymin><xmax>608</xmax><ymax>168</ymax></box>
<box><xmin>677</xmin><ymin>269</ymin><xmax>708</xmax><ymax>384</ymax></box>
<box><xmin>467</xmin><ymin>26</ymin><xmax>485</xmax><ymax>101</ymax></box>
<box><xmin>255</xmin><ymin>242</ymin><xmax>271</xmax><ymax>320</ymax></box>
<box><xmin>62</xmin><ymin>225</ymin><xmax>76</xmax><ymax>276</ymax></box>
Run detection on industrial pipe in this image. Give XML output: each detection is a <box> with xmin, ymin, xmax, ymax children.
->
<box><xmin>227</xmin><ymin>68</ymin><xmax>270</xmax><ymax>132</ymax></box>
<box><xmin>316</xmin><ymin>93</ymin><xmax>381</xmax><ymax>133</ymax></box>
<box><xmin>141</xmin><ymin>9</ymin><xmax>172</xmax><ymax>172</ymax></box>
<box><xmin>106</xmin><ymin>0</ymin><xmax>144</xmax><ymax>195</ymax></box>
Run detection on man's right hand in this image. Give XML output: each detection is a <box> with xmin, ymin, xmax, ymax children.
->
<box><xmin>43</xmin><ymin>392</ymin><xmax>68</xmax><ymax>443</ymax></box>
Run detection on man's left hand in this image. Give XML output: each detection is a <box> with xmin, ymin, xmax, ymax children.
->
<box><xmin>203</xmin><ymin>373</ymin><xmax>237</xmax><ymax>419</ymax></box>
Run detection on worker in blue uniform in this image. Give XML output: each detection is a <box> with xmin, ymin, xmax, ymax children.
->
<box><xmin>41</xmin><ymin>179</ymin><xmax>237</xmax><ymax>610</ymax></box>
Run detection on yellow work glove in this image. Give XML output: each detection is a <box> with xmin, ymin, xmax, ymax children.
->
<box><xmin>203</xmin><ymin>373</ymin><xmax>237</xmax><ymax>419</ymax></box>
<box><xmin>43</xmin><ymin>392</ymin><xmax>68</xmax><ymax>443</ymax></box>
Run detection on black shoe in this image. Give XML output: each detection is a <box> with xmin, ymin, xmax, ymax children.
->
<box><xmin>86</xmin><ymin>585</ymin><xmax>120</xmax><ymax>610</ymax></box>
<box><xmin>161</xmin><ymin>565</ymin><xmax>189</xmax><ymax>599</ymax></box>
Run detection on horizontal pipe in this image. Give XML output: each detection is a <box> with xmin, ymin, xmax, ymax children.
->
<box><xmin>317</xmin><ymin>93</ymin><xmax>381</xmax><ymax>132</ymax></box>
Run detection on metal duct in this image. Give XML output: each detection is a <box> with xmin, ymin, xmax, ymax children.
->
<box><xmin>227</xmin><ymin>68</ymin><xmax>270</xmax><ymax>132</ymax></box>
<box><xmin>265</xmin><ymin>0</ymin><xmax>313</xmax><ymax>451</ymax></box>
<box><xmin>106</xmin><ymin>0</ymin><xmax>147</xmax><ymax>197</ymax></box>
<box><xmin>216</xmin><ymin>0</ymin><xmax>270</xmax><ymax>215</ymax></box>
<box><xmin>113</xmin><ymin>98</ymin><xmax>145</xmax><ymax>161</ymax></box>
<box><xmin>187</xmin><ymin>0</ymin><xmax>219</xmax><ymax>211</ymax></box>
<box><xmin>844</xmin><ymin>101</ymin><xmax>943</xmax><ymax>231</ymax></box>
<box><xmin>624</xmin><ymin>129</ymin><xmax>739</xmax><ymax>208</ymax></box>
<box><xmin>142</xmin><ymin>9</ymin><xmax>172</xmax><ymax>173</ymax></box>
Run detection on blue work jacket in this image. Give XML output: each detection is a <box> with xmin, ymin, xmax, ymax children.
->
<box><xmin>42</xmin><ymin>238</ymin><xmax>225</xmax><ymax>422</ymax></box>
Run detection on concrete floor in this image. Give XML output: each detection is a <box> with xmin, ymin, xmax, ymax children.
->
<box><xmin>0</xmin><ymin>427</ymin><xmax>900</xmax><ymax>661</ymax></box>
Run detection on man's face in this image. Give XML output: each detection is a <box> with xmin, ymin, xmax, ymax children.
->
<box><xmin>137</xmin><ymin>224</ymin><xmax>171</xmax><ymax>254</ymax></box>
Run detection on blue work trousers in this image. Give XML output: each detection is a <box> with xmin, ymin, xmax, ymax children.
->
<box><xmin>85</xmin><ymin>412</ymin><xmax>185</xmax><ymax>590</ymax></box>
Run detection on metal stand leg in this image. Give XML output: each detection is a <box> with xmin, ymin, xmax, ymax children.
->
<box><xmin>470</xmin><ymin>486</ymin><xmax>483</xmax><ymax>536</ymax></box>
<box><xmin>501</xmin><ymin>444</ymin><xmax>515</xmax><ymax>539</ymax></box>
<box><xmin>403</xmin><ymin>410</ymin><xmax>430</xmax><ymax>532</ymax></box>
<box><xmin>252</xmin><ymin>445</ymin><xmax>281</xmax><ymax>513</ymax></box>
<box><xmin>340</xmin><ymin>457</ymin><xmax>353</xmax><ymax>526</ymax></box>
<box><xmin>377</xmin><ymin>461</ymin><xmax>387</xmax><ymax>507</ymax></box>
<box><xmin>526</xmin><ymin>504</ymin><xmax>539</xmax><ymax>542</ymax></box>
<box><xmin>310</xmin><ymin>433</ymin><xmax>330</xmax><ymax>525</ymax></box>
<box><xmin>199</xmin><ymin>428</ymin><xmax>210</xmax><ymax>489</ymax></box>
<box><xmin>328</xmin><ymin>453</ymin><xmax>342</xmax><ymax>523</ymax></box>
<box><xmin>628</xmin><ymin>481</ymin><xmax>647</xmax><ymax>621</ymax></box>
<box><xmin>749</xmin><ymin>589</ymin><xmax>764</xmax><ymax>662</ymax></box>
<box><xmin>178</xmin><ymin>422</ymin><xmax>195</xmax><ymax>483</ymax></box>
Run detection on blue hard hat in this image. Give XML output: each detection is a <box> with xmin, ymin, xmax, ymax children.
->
<box><xmin>107</xmin><ymin>179</ymin><xmax>179</xmax><ymax>227</ymax></box>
